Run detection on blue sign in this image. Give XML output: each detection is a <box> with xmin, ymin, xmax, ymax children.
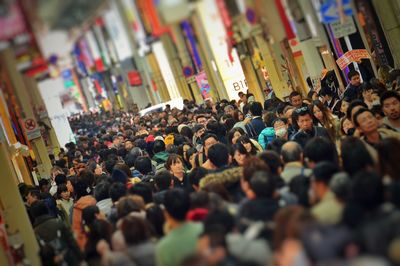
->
<box><xmin>320</xmin><ymin>0</ymin><xmax>353</xmax><ymax>24</ymax></box>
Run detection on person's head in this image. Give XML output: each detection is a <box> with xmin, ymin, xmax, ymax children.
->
<box><xmin>128</xmin><ymin>183</ymin><xmax>153</xmax><ymax>204</ymax></box>
<box><xmin>281</xmin><ymin>141</ymin><xmax>303</xmax><ymax>164</ymax></box>
<box><xmin>165</xmin><ymin>154</ymin><xmax>184</xmax><ymax>176</ymax></box>
<box><xmin>154</xmin><ymin>170</ymin><xmax>173</xmax><ymax>192</ymax></box>
<box><xmin>208</xmin><ymin>143</ymin><xmax>229</xmax><ymax>169</ymax></box>
<box><xmin>163</xmin><ymin>188</ymin><xmax>190</xmax><ymax>222</ymax></box>
<box><xmin>340</xmin><ymin>97</ymin><xmax>351</xmax><ymax>116</ymax></box>
<box><xmin>237</xmin><ymin>135</ymin><xmax>256</xmax><ymax>154</ymax></box>
<box><xmin>249</xmin><ymin>101</ymin><xmax>263</xmax><ymax>116</ymax></box>
<box><xmin>146</xmin><ymin>204</ymin><xmax>165</xmax><ymax>238</ymax></box>
<box><xmin>346</xmin><ymin>100</ymin><xmax>368</xmax><ymax>122</ymax></box>
<box><xmin>231</xmin><ymin>143</ymin><xmax>249</xmax><ymax>166</ymax></box>
<box><xmin>117</xmin><ymin>196</ymin><xmax>143</xmax><ymax>219</ymax></box>
<box><xmin>310</xmin><ymin>100</ymin><xmax>331</xmax><ymax>125</ymax></box>
<box><xmin>258</xmin><ymin>151</ymin><xmax>283</xmax><ymax>176</ymax></box>
<box><xmin>353</xmin><ymin>108</ymin><xmax>379</xmax><ymax>135</ymax></box>
<box><xmin>134</xmin><ymin>156</ymin><xmax>153</xmax><ymax>175</ymax></box>
<box><xmin>109</xmin><ymin>182</ymin><xmax>127</xmax><ymax>203</ymax></box>
<box><xmin>351</xmin><ymin>170</ymin><xmax>384</xmax><ymax>210</ymax></box>
<box><xmin>273</xmin><ymin>118</ymin><xmax>288</xmax><ymax>139</ymax></box>
<box><xmin>304</xmin><ymin>137</ymin><xmax>338</xmax><ymax>169</ymax></box>
<box><xmin>185</xmin><ymin>147</ymin><xmax>198</xmax><ymax>169</ymax></box>
<box><xmin>224</xmin><ymin>105</ymin><xmax>235</xmax><ymax>117</ymax></box>
<box><xmin>197</xmin><ymin>228</ymin><xmax>228</xmax><ymax>266</ymax></box>
<box><xmin>360</xmin><ymin>83</ymin><xmax>375</xmax><ymax>102</ymax></box>
<box><xmin>311</xmin><ymin>161</ymin><xmax>339</xmax><ymax>201</ymax></box>
<box><xmin>196</xmin><ymin>115</ymin><xmax>207</xmax><ymax>126</ymax></box>
<box><xmin>202</xmin><ymin>133</ymin><xmax>218</xmax><ymax>157</ymax></box>
<box><xmin>340</xmin><ymin>137</ymin><xmax>374</xmax><ymax>176</ymax></box>
<box><xmin>26</xmin><ymin>188</ymin><xmax>40</xmax><ymax>206</ymax></box>
<box><xmin>124</xmin><ymin>140</ymin><xmax>133</xmax><ymax>151</ymax></box>
<box><xmin>380</xmin><ymin>91</ymin><xmax>400</xmax><ymax>121</ymax></box>
<box><xmin>241</xmin><ymin>157</ymin><xmax>270</xmax><ymax>199</ymax></box>
<box><xmin>121</xmin><ymin>216</ymin><xmax>151</xmax><ymax>245</ymax></box>
<box><xmin>378</xmin><ymin>65</ymin><xmax>392</xmax><ymax>84</ymax></box>
<box><xmin>289</xmin><ymin>91</ymin><xmax>303</xmax><ymax>108</ymax></box>
<box><xmin>38</xmin><ymin>179</ymin><xmax>50</xmax><ymax>193</ymax></box>
<box><xmin>30</xmin><ymin>200</ymin><xmax>49</xmax><ymax>221</ymax></box>
<box><xmin>284</xmin><ymin>106</ymin><xmax>295</xmax><ymax>125</ymax></box>
<box><xmin>153</xmin><ymin>140</ymin><xmax>166</xmax><ymax>154</ymax></box>
<box><xmin>93</xmin><ymin>181</ymin><xmax>111</xmax><ymax>202</ymax></box>
<box><xmin>289</xmin><ymin>175</ymin><xmax>311</xmax><ymax>207</ymax></box>
<box><xmin>376</xmin><ymin>137</ymin><xmax>400</xmax><ymax>180</ymax></box>
<box><xmin>348</xmin><ymin>70</ymin><xmax>361</xmax><ymax>87</ymax></box>
<box><xmin>340</xmin><ymin>117</ymin><xmax>355</xmax><ymax>136</ymax></box>
<box><xmin>194</xmin><ymin>125</ymin><xmax>206</xmax><ymax>139</ymax></box>
<box><xmin>56</xmin><ymin>184</ymin><xmax>70</xmax><ymax>201</ymax></box>
<box><xmin>249</xmin><ymin>170</ymin><xmax>276</xmax><ymax>199</ymax></box>
<box><xmin>294</xmin><ymin>107</ymin><xmax>313</xmax><ymax>132</ymax></box>
<box><xmin>188</xmin><ymin>167</ymin><xmax>208</xmax><ymax>191</ymax></box>
<box><xmin>227</xmin><ymin>127</ymin><xmax>245</xmax><ymax>146</ymax></box>
<box><xmin>266</xmin><ymin>138</ymin><xmax>287</xmax><ymax>154</ymax></box>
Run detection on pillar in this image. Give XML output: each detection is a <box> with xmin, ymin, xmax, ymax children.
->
<box><xmin>0</xmin><ymin>127</ymin><xmax>40</xmax><ymax>265</ymax></box>
<box><xmin>0</xmin><ymin>48</ymin><xmax>52</xmax><ymax>179</ymax></box>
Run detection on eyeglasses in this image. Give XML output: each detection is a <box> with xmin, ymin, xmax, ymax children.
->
<box><xmin>294</xmin><ymin>106</ymin><xmax>309</xmax><ymax>114</ymax></box>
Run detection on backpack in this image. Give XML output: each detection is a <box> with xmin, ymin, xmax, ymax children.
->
<box><xmin>37</xmin><ymin>229</ymin><xmax>68</xmax><ymax>266</ymax></box>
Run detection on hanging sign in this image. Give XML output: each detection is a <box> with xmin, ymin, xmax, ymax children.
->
<box><xmin>22</xmin><ymin>117</ymin><xmax>41</xmax><ymax>140</ymax></box>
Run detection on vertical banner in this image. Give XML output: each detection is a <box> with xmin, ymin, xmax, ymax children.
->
<box><xmin>195</xmin><ymin>72</ymin><xmax>211</xmax><ymax>99</ymax></box>
<box><xmin>197</xmin><ymin>0</ymin><xmax>248</xmax><ymax>100</ymax></box>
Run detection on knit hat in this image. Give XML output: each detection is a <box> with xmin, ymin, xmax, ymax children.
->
<box><xmin>146</xmin><ymin>135</ymin><xmax>155</xmax><ymax>143</ymax></box>
<box><xmin>178</xmin><ymin>124</ymin><xmax>188</xmax><ymax>133</ymax></box>
<box><xmin>164</xmin><ymin>134</ymin><xmax>174</xmax><ymax>146</ymax></box>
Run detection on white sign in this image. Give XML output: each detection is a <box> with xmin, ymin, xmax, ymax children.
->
<box><xmin>22</xmin><ymin>117</ymin><xmax>41</xmax><ymax>140</ymax></box>
<box><xmin>197</xmin><ymin>0</ymin><xmax>248</xmax><ymax>101</ymax></box>
<box><xmin>330</xmin><ymin>18</ymin><xmax>356</xmax><ymax>39</ymax></box>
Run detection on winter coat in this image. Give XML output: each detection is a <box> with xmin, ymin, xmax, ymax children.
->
<box><xmin>199</xmin><ymin>167</ymin><xmax>244</xmax><ymax>203</ymax></box>
<box><xmin>258</xmin><ymin>127</ymin><xmax>275</xmax><ymax>150</ymax></box>
<box><xmin>72</xmin><ymin>195</ymin><xmax>97</xmax><ymax>251</ymax></box>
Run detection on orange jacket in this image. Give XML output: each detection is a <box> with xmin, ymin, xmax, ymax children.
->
<box><xmin>72</xmin><ymin>195</ymin><xmax>96</xmax><ymax>251</ymax></box>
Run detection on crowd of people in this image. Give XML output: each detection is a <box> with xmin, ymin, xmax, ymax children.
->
<box><xmin>19</xmin><ymin>68</ymin><xmax>400</xmax><ymax>266</ymax></box>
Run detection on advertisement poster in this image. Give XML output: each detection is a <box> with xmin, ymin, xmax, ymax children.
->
<box><xmin>195</xmin><ymin>71</ymin><xmax>211</xmax><ymax>100</ymax></box>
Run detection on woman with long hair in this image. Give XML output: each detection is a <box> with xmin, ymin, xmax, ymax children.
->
<box><xmin>309</xmin><ymin>100</ymin><xmax>340</xmax><ymax>141</ymax></box>
<box><xmin>230</xmin><ymin>143</ymin><xmax>251</xmax><ymax>167</ymax></box>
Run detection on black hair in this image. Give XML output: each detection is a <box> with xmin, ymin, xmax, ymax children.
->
<box><xmin>202</xmin><ymin>133</ymin><xmax>218</xmax><ymax>144</ymax></box>
<box><xmin>204</xmin><ymin>209</ymin><xmax>235</xmax><ymax>235</ymax></box>
<box><xmin>30</xmin><ymin>200</ymin><xmax>49</xmax><ymax>220</ymax></box>
<box><xmin>109</xmin><ymin>182</ymin><xmax>127</xmax><ymax>202</ymax></box>
<box><xmin>227</xmin><ymin>127</ymin><xmax>246</xmax><ymax>146</ymax></box>
<box><xmin>105</xmin><ymin>159</ymin><xmax>117</xmax><ymax>174</ymax></box>
<box><xmin>289</xmin><ymin>175</ymin><xmax>310</xmax><ymax>207</ymax></box>
<box><xmin>128</xmin><ymin>183</ymin><xmax>153</xmax><ymax>204</ymax></box>
<box><xmin>188</xmin><ymin>167</ymin><xmax>208</xmax><ymax>188</ymax></box>
<box><xmin>353</xmin><ymin>108</ymin><xmax>373</xmax><ymax>127</ymax></box>
<box><xmin>56</xmin><ymin>184</ymin><xmax>68</xmax><ymax>199</ymax></box>
<box><xmin>340</xmin><ymin>137</ymin><xmax>374</xmax><ymax>176</ymax></box>
<box><xmin>249</xmin><ymin>170</ymin><xmax>275</xmax><ymax>198</ymax></box>
<box><xmin>93</xmin><ymin>181</ymin><xmax>111</xmax><ymax>202</ymax></box>
<box><xmin>304</xmin><ymin>137</ymin><xmax>338</xmax><ymax>166</ymax></box>
<box><xmin>54</xmin><ymin>174</ymin><xmax>67</xmax><ymax>186</ymax></box>
<box><xmin>347</xmin><ymin>70</ymin><xmax>360</xmax><ymax>80</ymax></box>
<box><xmin>312</xmin><ymin>161</ymin><xmax>339</xmax><ymax>185</ymax></box>
<box><xmin>266</xmin><ymin>138</ymin><xmax>287</xmax><ymax>154</ymax></box>
<box><xmin>351</xmin><ymin>170</ymin><xmax>383</xmax><ymax>210</ymax></box>
<box><xmin>249</xmin><ymin>101</ymin><xmax>263</xmax><ymax>116</ymax></box>
<box><xmin>134</xmin><ymin>156</ymin><xmax>153</xmax><ymax>175</ymax></box>
<box><xmin>289</xmin><ymin>91</ymin><xmax>301</xmax><ymax>99</ymax></box>
<box><xmin>258</xmin><ymin>151</ymin><xmax>283</xmax><ymax>176</ymax></box>
<box><xmin>346</xmin><ymin>100</ymin><xmax>368</xmax><ymax>120</ymax></box>
<box><xmin>380</xmin><ymin>90</ymin><xmax>400</xmax><ymax>106</ymax></box>
<box><xmin>146</xmin><ymin>204</ymin><xmax>165</xmax><ymax>238</ymax></box>
<box><xmin>163</xmin><ymin>189</ymin><xmax>190</xmax><ymax>221</ymax></box>
<box><xmin>121</xmin><ymin>216</ymin><xmax>151</xmax><ymax>245</ymax></box>
<box><xmin>208</xmin><ymin>143</ymin><xmax>229</xmax><ymax>168</ymax></box>
<box><xmin>154</xmin><ymin>170</ymin><xmax>172</xmax><ymax>191</ymax></box>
